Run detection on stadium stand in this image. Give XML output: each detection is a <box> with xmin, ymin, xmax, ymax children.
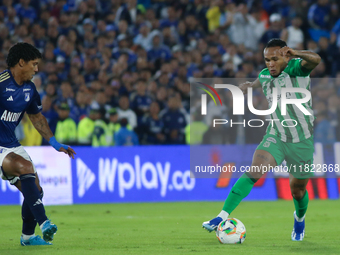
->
<box><xmin>0</xmin><ymin>0</ymin><xmax>338</xmax><ymax>146</ymax></box>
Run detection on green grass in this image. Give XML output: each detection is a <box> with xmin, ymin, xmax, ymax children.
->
<box><xmin>0</xmin><ymin>200</ymin><xmax>339</xmax><ymax>255</ymax></box>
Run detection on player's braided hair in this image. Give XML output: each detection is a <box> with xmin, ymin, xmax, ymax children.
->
<box><xmin>265</xmin><ymin>38</ymin><xmax>287</xmax><ymax>49</ymax></box>
<box><xmin>6</xmin><ymin>42</ymin><xmax>42</xmax><ymax>68</ymax></box>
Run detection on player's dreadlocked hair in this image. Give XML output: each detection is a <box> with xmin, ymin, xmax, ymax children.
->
<box><xmin>6</xmin><ymin>42</ymin><xmax>42</xmax><ymax>68</ymax></box>
<box><xmin>265</xmin><ymin>38</ymin><xmax>287</xmax><ymax>49</ymax></box>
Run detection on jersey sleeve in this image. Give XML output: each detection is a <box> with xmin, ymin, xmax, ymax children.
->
<box><xmin>26</xmin><ymin>85</ymin><xmax>42</xmax><ymax>114</ymax></box>
<box><xmin>284</xmin><ymin>58</ymin><xmax>312</xmax><ymax>77</ymax></box>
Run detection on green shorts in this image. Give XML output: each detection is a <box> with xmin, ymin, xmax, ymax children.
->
<box><xmin>256</xmin><ymin>134</ymin><xmax>314</xmax><ymax>179</ymax></box>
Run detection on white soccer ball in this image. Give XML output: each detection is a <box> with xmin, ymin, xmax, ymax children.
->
<box><xmin>215</xmin><ymin>218</ymin><xmax>246</xmax><ymax>244</ymax></box>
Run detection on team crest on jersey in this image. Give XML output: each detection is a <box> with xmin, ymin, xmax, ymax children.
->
<box><xmin>25</xmin><ymin>93</ymin><xmax>30</xmax><ymax>102</ymax></box>
<box><xmin>263</xmin><ymin>141</ymin><xmax>271</xmax><ymax>148</ymax></box>
<box><xmin>277</xmin><ymin>77</ymin><xmax>286</xmax><ymax>86</ymax></box>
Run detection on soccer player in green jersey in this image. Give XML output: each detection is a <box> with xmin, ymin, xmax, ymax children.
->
<box><xmin>202</xmin><ymin>39</ymin><xmax>321</xmax><ymax>241</ymax></box>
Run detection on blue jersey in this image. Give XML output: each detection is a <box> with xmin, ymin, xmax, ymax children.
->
<box><xmin>0</xmin><ymin>70</ymin><xmax>42</xmax><ymax>148</ymax></box>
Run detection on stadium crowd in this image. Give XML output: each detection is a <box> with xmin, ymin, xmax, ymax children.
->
<box><xmin>1</xmin><ymin>0</ymin><xmax>340</xmax><ymax>146</ymax></box>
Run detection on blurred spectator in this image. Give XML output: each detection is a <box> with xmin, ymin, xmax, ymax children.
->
<box><xmin>115</xmin><ymin>0</ymin><xmax>138</xmax><ymax>25</ymax></box>
<box><xmin>222</xmin><ymin>44</ymin><xmax>242</xmax><ymax>72</ymax></box>
<box><xmin>147</xmin><ymin>32</ymin><xmax>172</xmax><ymax>63</ymax></box>
<box><xmin>160</xmin><ymin>96</ymin><xmax>187</xmax><ymax>144</ymax></box>
<box><xmin>115</xmin><ymin>118</ymin><xmax>139</xmax><ymax>146</ymax></box>
<box><xmin>41</xmin><ymin>95</ymin><xmax>58</xmax><ymax>145</ymax></box>
<box><xmin>69</xmin><ymin>91</ymin><xmax>90</xmax><ymax>124</ymax></box>
<box><xmin>155</xmin><ymin>86</ymin><xmax>168</xmax><ymax>111</ymax></box>
<box><xmin>206</xmin><ymin>0</ymin><xmax>224</xmax><ymax>32</ymax></box>
<box><xmin>219</xmin><ymin>0</ymin><xmax>236</xmax><ymax>32</ymax></box>
<box><xmin>202</xmin><ymin>115</ymin><xmax>229</xmax><ymax>144</ymax></box>
<box><xmin>55</xmin><ymin>102</ymin><xmax>77</xmax><ymax>145</ymax></box>
<box><xmin>314</xmin><ymin>111</ymin><xmax>336</xmax><ymax>144</ymax></box>
<box><xmin>317</xmin><ymin>36</ymin><xmax>333</xmax><ymax>75</ymax></box>
<box><xmin>185</xmin><ymin>113</ymin><xmax>208</xmax><ymax>145</ymax></box>
<box><xmin>260</xmin><ymin>13</ymin><xmax>283</xmax><ymax>48</ymax></box>
<box><xmin>228</xmin><ymin>4</ymin><xmax>261</xmax><ymax>50</ymax></box>
<box><xmin>56</xmin><ymin>80</ymin><xmax>74</xmax><ymax>107</ymax></box>
<box><xmin>117</xmin><ymin>95</ymin><xmax>137</xmax><ymax>129</ymax></box>
<box><xmin>327</xmin><ymin>94</ymin><xmax>340</xmax><ymax>141</ymax></box>
<box><xmin>133</xmin><ymin>23</ymin><xmax>152</xmax><ymax>50</ymax></box>
<box><xmin>77</xmin><ymin>107</ymin><xmax>101</xmax><ymax>146</ymax></box>
<box><xmin>331</xmin><ymin>16</ymin><xmax>340</xmax><ymax>46</ymax></box>
<box><xmin>130</xmin><ymin>79</ymin><xmax>153</xmax><ymax>124</ymax></box>
<box><xmin>0</xmin><ymin>0</ymin><xmax>338</xmax><ymax>146</ymax></box>
<box><xmin>15</xmin><ymin>0</ymin><xmax>37</xmax><ymax>24</ymax></box>
<box><xmin>308</xmin><ymin>0</ymin><xmax>331</xmax><ymax>41</ymax></box>
<box><xmin>107</xmin><ymin>108</ymin><xmax>132</xmax><ymax>145</ymax></box>
<box><xmin>281</xmin><ymin>16</ymin><xmax>304</xmax><ymax>49</ymax></box>
<box><xmin>19</xmin><ymin>114</ymin><xmax>42</xmax><ymax>146</ymax></box>
<box><xmin>308</xmin><ymin>0</ymin><xmax>331</xmax><ymax>30</ymax></box>
<box><xmin>141</xmin><ymin>101</ymin><xmax>165</xmax><ymax>145</ymax></box>
<box><xmin>92</xmin><ymin>108</ymin><xmax>111</xmax><ymax>147</ymax></box>
<box><xmin>92</xmin><ymin>89</ymin><xmax>111</xmax><ymax>118</ymax></box>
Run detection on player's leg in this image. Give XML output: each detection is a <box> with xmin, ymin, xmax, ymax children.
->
<box><xmin>289</xmin><ymin>175</ymin><xmax>309</xmax><ymax>241</ymax></box>
<box><xmin>2</xmin><ymin>152</ymin><xmax>57</xmax><ymax>242</ymax></box>
<box><xmin>285</xmin><ymin>136</ymin><xmax>314</xmax><ymax>241</ymax></box>
<box><xmin>202</xmin><ymin>135</ymin><xmax>284</xmax><ymax>232</ymax></box>
<box><xmin>221</xmin><ymin>149</ymin><xmax>276</xmax><ymax>214</ymax></box>
<box><xmin>13</xmin><ymin>175</ymin><xmax>51</xmax><ymax>245</ymax></box>
<box><xmin>290</xmin><ymin>175</ymin><xmax>309</xmax><ymax>219</ymax></box>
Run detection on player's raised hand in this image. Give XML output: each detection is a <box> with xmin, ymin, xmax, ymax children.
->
<box><xmin>239</xmin><ymin>81</ymin><xmax>253</xmax><ymax>94</ymax></box>
<box><xmin>278</xmin><ymin>46</ymin><xmax>297</xmax><ymax>58</ymax></box>
<box><xmin>59</xmin><ymin>146</ymin><xmax>76</xmax><ymax>159</ymax></box>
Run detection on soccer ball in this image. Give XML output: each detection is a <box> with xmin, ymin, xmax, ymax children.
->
<box><xmin>216</xmin><ymin>218</ymin><xmax>246</xmax><ymax>244</ymax></box>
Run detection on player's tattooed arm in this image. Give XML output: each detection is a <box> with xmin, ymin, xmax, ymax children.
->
<box><xmin>256</xmin><ymin>154</ymin><xmax>270</xmax><ymax>162</ymax></box>
<box><xmin>294</xmin><ymin>50</ymin><xmax>321</xmax><ymax>70</ymax></box>
<box><xmin>27</xmin><ymin>112</ymin><xmax>53</xmax><ymax>141</ymax></box>
<box><xmin>279</xmin><ymin>46</ymin><xmax>321</xmax><ymax>70</ymax></box>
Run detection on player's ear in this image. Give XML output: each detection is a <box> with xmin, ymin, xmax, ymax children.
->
<box><xmin>18</xmin><ymin>59</ymin><xmax>26</xmax><ymax>67</ymax></box>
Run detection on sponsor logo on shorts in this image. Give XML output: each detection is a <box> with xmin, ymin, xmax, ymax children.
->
<box><xmin>266</xmin><ymin>137</ymin><xmax>277</xmax><ymax>143</ymax></box>
<box><xmin>0</xmin><ymin>148</ymin><xmax>6</xmax><ymax>153</ymax></box>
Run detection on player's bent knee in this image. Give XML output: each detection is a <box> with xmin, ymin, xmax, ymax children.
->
<box><xmin>292</xmin><ymin>190</ymin><xmax>306</xmax><ymax>200</ymax></box>
<box><xmin>14</xmin><ymin>160</ymin><xmax>34</xmax><ymax>176</ymax></box>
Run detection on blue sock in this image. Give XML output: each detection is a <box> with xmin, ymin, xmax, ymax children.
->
<box><xmin>22</xmin><ymin>189</ymin><xmax>44</xmax><ymax>235</ymax></box>
<box><xmin>20</xmin><ymin>174</ymin><xmax>47</xmax><ymax>226</ymax></box>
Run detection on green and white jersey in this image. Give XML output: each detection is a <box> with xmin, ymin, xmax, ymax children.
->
<box><xmin>258</xmin><ymin>58</ymin><xmax>315</xmax><ymax>143</ymax></box>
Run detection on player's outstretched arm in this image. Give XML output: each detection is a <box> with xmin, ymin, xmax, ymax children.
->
<box><xmin>279</xmin><ymin>46</ymin><xmax>321</xmax><ymax>70</ymax></box>
<box><xmin>28</xmin><ymin>112</ymin><xmax>76</xmax><ymax>159</ymax></box>
<box><xmin>239</xmin><ymin>78</ymin><xmax>261</xmax><ymax>94</ymax></box>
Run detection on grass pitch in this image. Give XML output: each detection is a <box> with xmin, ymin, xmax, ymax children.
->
<box><xmin>0</xmin><ymin>200</ymin><xmax>339</xmax><ymax>255</ymax></box>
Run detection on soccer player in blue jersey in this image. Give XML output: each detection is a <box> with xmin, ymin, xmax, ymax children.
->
<box><xmin>0</xmin><ymin>43</ymin><xmax>76</xmax><ymax>246</ymax></box>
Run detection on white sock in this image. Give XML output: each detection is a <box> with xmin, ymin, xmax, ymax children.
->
<box><xmin>217</xmin><ymin>210</ymin><xmax>229</xmax><ymax>221</ymax></box>
<box><xmin>21</xmin><ymin>234</ymin><xmax>35</xmax><ymax>241</ymax></box>
<box><xmin>40</xmin><ymin>220</ymin><xmax>48</xmax><ymax>231</ymax></box>
<box><xmin>294</xmin><ymin>211</ymin><xmax>305</xmax><ymax>222</ymax></box>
